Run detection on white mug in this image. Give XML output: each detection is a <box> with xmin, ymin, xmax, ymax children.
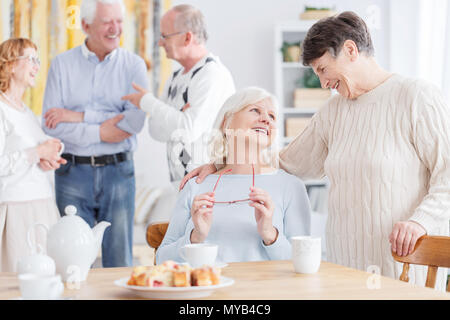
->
<box><xmin>180</xmin><ymin>243</ymin><xmax>218</xmax><ymax>268</ymax></box>
<box><xmin>58</xmin><ymin>142</ymin><xmax>65</xmax><ymax>156</ymax></box>
<box><xmin>291</xmin><ymin>236</ymin><xmax>321</xmax><ymax>274</ymax></box>
<box><xmin>18</xmin><ymin>273</ymin><xmax>64</xmax><ymax>300</ymax></box>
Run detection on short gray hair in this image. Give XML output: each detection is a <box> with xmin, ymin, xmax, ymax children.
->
<box><xmin>172</xmin><ymin>4</ymin><xmax>208</xmax><ymax>44</ymax></box>
<box><xmin>80</xmin><ymin>0</ymin><xmax>125</xmax><ymax>25</ymax></box>
<box><xmin>302</xmin><ymin>11</ymin><xmax>374</xmax><ymax>66</ymax></box>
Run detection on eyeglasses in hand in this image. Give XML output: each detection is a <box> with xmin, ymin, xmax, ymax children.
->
<box><xmin>212</xmin><ymin>164</ymin><xmax>255</xmax><ymax>205</ymax></box>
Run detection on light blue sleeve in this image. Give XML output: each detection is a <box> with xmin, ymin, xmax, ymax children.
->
<box><xmin>83</xmin><ymin>59</ymin><xmax>147</xmax><ymax>134</ymax></box>
<box><xmin>42</xmin><ymin>58</ymin><xmax>101</xmax><ymax>146</ymax></box>
<box><xmin>115</xmin><ymin>59</ymin><xmax>147</xmax><ymax>134</ymax></box>
<box><xmin>83</xmin><ymin>108</ymin><xmax>118</xmax><ymax>124</ymax></box>
<box><xmin>263</xmin><ymin>175</ymin><xmax>312</xmax><ymax>260</ymax></box>
<box><xmin>155</xmin><ymin>181</ymin><xmax>196</xmax><ymax>264</ymax></box>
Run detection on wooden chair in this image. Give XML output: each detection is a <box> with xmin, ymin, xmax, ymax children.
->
<box><xmin>145</xmin><ymin>222</ymin><xmax>169</xmax><ymax>264</ymax></box>
<box><xmin>391</xmin><ymin>235</ymin><xmax>450</xmax><ymax>291</ymax></box>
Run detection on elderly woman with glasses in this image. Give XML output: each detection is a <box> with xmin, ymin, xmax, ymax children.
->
<box><xmin>156</xmin><ymin>87</ymin><xmax>311</xmax><ymax>264</ymax></box>
<box><xmin>0</xmin><ymin>38</ymin><xmax>66</xmax><ymax>272</ymax></box>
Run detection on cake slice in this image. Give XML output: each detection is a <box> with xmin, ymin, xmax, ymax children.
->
<box><xmin>191</xmin><ymin>266</ymin><xmax>221</xmax><ymax>286</ymax></box>
<box><xmin>173</xmin><ymin>264</ymin><xmax>192</xmax><ymax>287</ymax></box>
<box><xmin>127</xmin><ymin>266</ymin><xmax>150</xmax><ymax>286</ymax></box>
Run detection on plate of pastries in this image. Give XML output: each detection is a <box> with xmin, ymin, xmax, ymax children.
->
<box><xmin>114</xmin><ymin>260</ymin><xmax>234</xmax><ymax>299</ymax></box>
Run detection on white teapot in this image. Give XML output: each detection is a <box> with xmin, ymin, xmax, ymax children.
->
<box><xmin>17</xmin><ymin>224</ymin><xmax>55</xmax><ymax>276</ymax></box>
<box><xmin>47</xmin><ymin>205</ymin><xmax>111</xmax><ymax>282</ymax></box>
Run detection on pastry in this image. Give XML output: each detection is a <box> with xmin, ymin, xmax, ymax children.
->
<box><xmin>191</xmin><ymin>266</ymin><xmax>221</xmax><ymax>286</ymax></box>
<box><xmin>127</xmin><ymin>261</ymin><xmax>221</xmax><ymax>287</ymax></box>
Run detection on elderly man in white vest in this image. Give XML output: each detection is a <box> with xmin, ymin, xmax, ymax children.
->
<box><xmin>123</xmin><ymin>4</ymin><xmax>235</xmax><ymax>183</ymax></box>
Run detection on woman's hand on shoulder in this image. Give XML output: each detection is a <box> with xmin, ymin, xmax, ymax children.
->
<box><xmin>179</xmin><ymin>163</ymin><xmax>218</xmax><ymax>191</ymax></box>
<box><xmin>190</xmin><ymin>192</ymin><xmax>215</xmax><ymax>243</ymax></box>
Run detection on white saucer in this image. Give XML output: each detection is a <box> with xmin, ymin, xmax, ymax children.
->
<box><xmin>10</xmin><ymin>296</ymin><xmax>73</xmax><ymax>300</ymax></box>
<box><xmin>114</xmin><ymin>276</ymin><xmax>234</xmax><ymax>299</ymax></box>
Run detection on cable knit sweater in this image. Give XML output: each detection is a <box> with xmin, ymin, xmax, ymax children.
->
<box><xmin>279</xmin><ymin>74</ymin><xmax>450</xmax><ymax>291</ymax></box>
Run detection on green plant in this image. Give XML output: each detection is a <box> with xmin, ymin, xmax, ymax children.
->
<box><xmin>304</xmin><ymin>5</ymin><xmax>336</xmax><ymax>11</ymax></box>
<box><xmin>280</xmin><ymin>41</ymin><xmax>301</xmax><ymax>62</ymax></box>
<box><xmin>296</xmin><ymin>68</ymin><xmax>321</xmax><ymax>88</ymax></box>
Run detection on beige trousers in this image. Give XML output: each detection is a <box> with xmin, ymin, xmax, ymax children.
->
<box><xmin>0</xmin><ymin>198</ymin><xmax>60</xmax><ymax>272</ymax></box>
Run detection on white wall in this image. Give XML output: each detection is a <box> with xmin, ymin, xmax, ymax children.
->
<box><xmin>172</xmin><ymin>0</ymin><xmax>390</xmax><ymax>91</ymax></box>
<box><xmin>136</xmin><ymin>0</ymin><xmax>392</xmax><ymax>188</ymax></box>
<box><xmin>388</xmin><ymin>0</ymin><xmax>421</xmax><ymax>78</ymax></box>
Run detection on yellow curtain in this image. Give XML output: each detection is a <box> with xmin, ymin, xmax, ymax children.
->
<box><xmin>159</xmin><ymin>0</ymin><xmax>171</xmax><ymax>96</ymax></box>
<box><xmin>30</xmin><ymin>0</ymin><xmax>48</xmax><ymax>115</ymax></box>
<box><xmin>13</xmin><ymin>0</ymin><xmax>32</xmax><ymax>107</ymax></box>
<box><xmin>66</xmin><ymin>0</ymin><xmax>84</xmax><ymax>49</ymax></box>
<box><xmin>0</xmin><ymin>0</ymin><xmax>172</xmax><ymax>115</ymax></box>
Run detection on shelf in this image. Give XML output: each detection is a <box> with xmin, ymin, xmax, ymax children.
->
<box><xmin>282</xmin><ymin>62</ymin><xmax>308</xmax><ymax>69</ymax></box>
<box><xmin>275</xmin><ymin>21</ymin><xmax>329</xmax><ymax>213</ymax></box>
<box><xmin>282</xmin><ymin>107</ymin><xmax>318</xmax><ymax>114</ymax></box>
<box><xmin>276</xmin><ymin>20</ymin><xmax>317</xmax><ymax>32</ymax></box>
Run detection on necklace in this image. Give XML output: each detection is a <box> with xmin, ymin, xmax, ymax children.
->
<box><xmin>0</xmin><ymin>91</ymin><xmax>25</xmax><ymax>111</ymax></box>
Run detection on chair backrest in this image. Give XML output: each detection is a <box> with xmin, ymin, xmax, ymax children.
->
<box><xmin>146</xmin><ymin>222</ymin><xmax>169</xmax><ymax>264</ymax></box>
<box><xmin>391</xmin><ymin>235</ymin><xmax>450</xmax><ymax>291</ymax></box>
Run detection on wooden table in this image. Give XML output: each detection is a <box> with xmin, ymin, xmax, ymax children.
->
<box><xmin>0</xmin><ymin>260</ymin><xmax>448</xmax><ymax>300</ymax></box>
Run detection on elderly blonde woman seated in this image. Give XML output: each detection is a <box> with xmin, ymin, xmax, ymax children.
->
<box><xmin>156</xmin><ymin>87</ymin><xmax>311</xmax><ymax>264</ymax></box>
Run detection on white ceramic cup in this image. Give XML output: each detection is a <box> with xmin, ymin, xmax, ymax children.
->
<box><xmin>291</xmin><ymin>236</ymin><xmax>321</xmax><ymax>274</ymax></box>
<box><xmin>58</xmin><ymin>142</ymin><xmax>65</xmax><ymax>156</ymax></box>
<box><xmin>180</xmin><ymin>243</ymin><xmax>218</xmax><ymax>268</ymax></box>
<box><xmin>18</xmin><ymin>273</ymin><xmax>64</xmax><ymax>300</ymax></box>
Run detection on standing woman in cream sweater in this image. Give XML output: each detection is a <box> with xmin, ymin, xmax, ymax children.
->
<box><xmin>182</xmin><ymin>12</ymin><xmax>450</xmax><ymax>290</ymax></box>
<box><xmin>279</xmin><ymin>11</ymin><xmax>450</xmax><ymax>290</ymax></box>
<box><xmin>0</xmin><ymin>38</ymin><xmax>66</xmax><ymax>272</ymax></box>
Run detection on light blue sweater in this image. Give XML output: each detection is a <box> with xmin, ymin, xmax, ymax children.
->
<box><xmin>156</xmin><ymin>169</ymin><xmax>311</xmax><ymax>264</ymax></box>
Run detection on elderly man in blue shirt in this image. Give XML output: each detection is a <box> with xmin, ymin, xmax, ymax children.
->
<box><xmin>41</xmin><ymin>0</ymin><xmax>147</xmax><ymax>267</ymax></box>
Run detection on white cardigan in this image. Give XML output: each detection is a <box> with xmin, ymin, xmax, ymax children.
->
<box><xmin>279</xmin><ymin>74</ymin><xmax>450</xmax><ymax>291</ymax></box>
<box><xmin>0</xmin><ymin>101</ymin><xmax>53</xmax><ymax>202</ymax></box>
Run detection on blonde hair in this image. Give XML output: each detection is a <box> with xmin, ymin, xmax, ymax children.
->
<box><xmin>0</xmin><ymin>38</ymin><xmax>37</xmax><ymax>93</ymax></box>
<box><xmin>209</xmin><ymin>86</ymin><xmax>279</xmax><ymax>167</ymax></box>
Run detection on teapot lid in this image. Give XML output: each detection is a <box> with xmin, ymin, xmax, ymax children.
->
<box><xmin>65</xmin><ymin>205</ymin><xmax>77</xmax><ymax>216</ymax></box>
<box><xmin>48</xmin><ymin>205</ymin><xmax>94</xmax><ymax>243</ymax></box>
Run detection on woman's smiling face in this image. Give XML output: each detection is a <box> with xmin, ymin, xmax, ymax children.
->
<box><xmin>226</xmin><ymin>98</ymin><xmax>278</xmax><ymax>149</ymax></box>
<box><xmin>310</xmin><ymin>42</ymin><xmax>363</xmax><ymax>100</ymax></box>
<box><xmin>12</xmin><ymin>47</ymin><xmax>40</xmax><ymax>89</ymax></box>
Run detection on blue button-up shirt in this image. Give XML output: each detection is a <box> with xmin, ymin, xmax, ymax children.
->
<box><xmin>42</xmin><ymin>42</ymin><xmax>147</xmax><ymax>156</ymax></box>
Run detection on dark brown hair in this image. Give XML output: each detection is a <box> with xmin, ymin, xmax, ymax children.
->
<box><xmin>301</xmin><ymin>11</ymin><xmax>374</xmax><ymax>66</ymax></box>
<box><xmin>0</xmin><ymin>38</ymin><xmax>37</xmax><ymax>92</ymax></box>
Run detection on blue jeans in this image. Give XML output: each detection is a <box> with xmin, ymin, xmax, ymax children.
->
<box><xmin>54</xmin><ymin>158</ymin><xmax>135</xmax><ymax>267</ymax></box>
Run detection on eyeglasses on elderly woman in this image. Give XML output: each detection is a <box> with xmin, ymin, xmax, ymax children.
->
<box><xmin>14</xmin><ymin>55</ymin><xmax>41</xmax><ymax>66</ymax></box>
